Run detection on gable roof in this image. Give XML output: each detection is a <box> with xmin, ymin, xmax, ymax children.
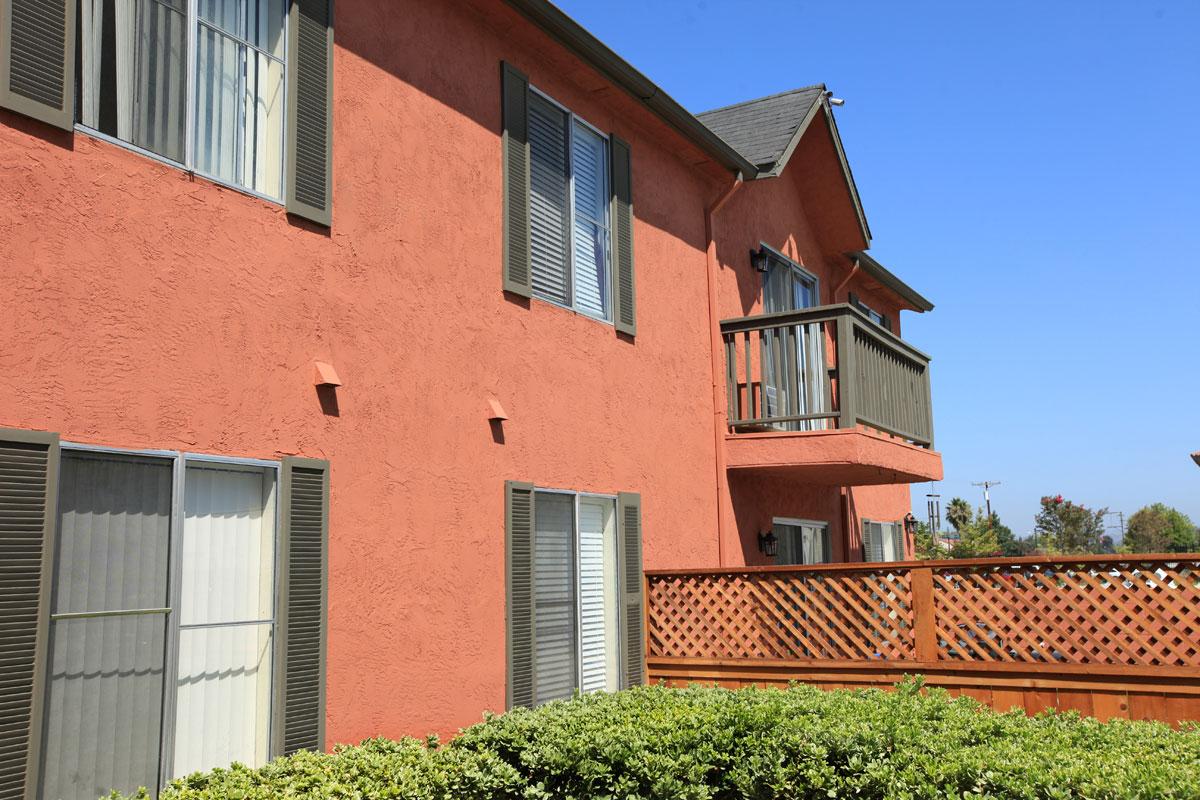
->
<box><xmin>696</xmin><ymin>86</ymin><xmax>826</xmax><ymax>173</ymax></box>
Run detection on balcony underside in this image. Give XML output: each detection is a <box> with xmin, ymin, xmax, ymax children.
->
<box><xmin>725</xmin><ymin>429</ymin><xmax>943</xmax><ymax>485</ymax></box>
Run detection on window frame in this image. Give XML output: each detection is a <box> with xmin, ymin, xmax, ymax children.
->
<box><xmin>527</xmin><ymin>85</ymin><xmax>614</xmax><ymax>325</ymax></box>
<box><xmin>531</xmin><ymin>486</ymin><xmax>622</xmax><ymax>697</ymax></box>
<box><xmin>49</xmin><ymin>440</ymin><xmax>282</xmax><ymax>791</ymax></box>
<box><xmin>772</xmin><ymin>516</ymin><xmax>831</xmax><ymax>565</ymax></box>
<box><xmin>73</xmin><ymin>0</ymin><xmax>290</xmax><ymax>206</ymax></box>
<box><xmin>861</xmin><ymin>518</ymin><xmax>904</xmax><ymax>563</ymax></box>
<box><xmin>851</xmin><ymin>296</ymin><xmax>889</xmax><ymax>330</ymax></box>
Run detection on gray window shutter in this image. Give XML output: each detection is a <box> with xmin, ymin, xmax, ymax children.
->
<box><xmin>610</xmin><ymin>135</ymin><xmax>635</xmax><ymax>335</ymax></box>
<box><xmin>274</xmin><ymin>457</ymin><xmax>329</xmax><ymax>756</ymax></box>
<box><xmin>284</xmin><ymin>0</ymin><xmax>333</xmax><ymax>226</ymax></box>
<box><xmin>862</xmin><ymin>520</ymin><xmax>884</xmax><ymax>562</ymax></box>
<box><xmin>848</xmin><ymin>292</ymin><xmax>861</xmax><ymax>310</ymax></box>
<box><xmin>0</xmin><ymin>0</ymin><xmax>75</xmax><ymax>130</ymax></box>
<box><xmin>501</xmin><ymin>62</ymin><xmax>532</xmax><ymax>297</ymax></box>
<box><xmin>505</xmin><ymin>481</ymin><xmax>535</xmax><ymax>708</ymax></box>
<box><xmin>617</xmin><ymin>491</ymin><xmax>643</xmax><ymax>688</ymax></box>
<box><xmin>820</xmin><ymin>526</ymin><xmax>832</xmax><ymax>564</ymax></box>
<box><xmin>0</xmin><ymin>428</ymin><xmax>59</xmax><ymax>800</ymax></box>
<box><xmin>880</xmin><ymin>314</ymin><xmax>892</xmax><ymax>332</ymax></box>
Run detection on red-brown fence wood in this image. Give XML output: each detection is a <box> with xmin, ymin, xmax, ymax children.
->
<box><xmin>645</xmin><ymin>555</ymin><xmax>1200</xmax><ymax>725</ymax></box>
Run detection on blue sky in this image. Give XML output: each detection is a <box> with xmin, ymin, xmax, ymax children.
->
<box><xmin>556</xmin><ymin>0</ymin><xmax>1200</xmax><ymax>539</ymax></box>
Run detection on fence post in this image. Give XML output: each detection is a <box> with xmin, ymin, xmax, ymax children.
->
<box><xmin>836</xmin><ymin>312</ymin><xmax>857</xmax><ymax>431</ymax></box>
<box><xmin>910</xmin><ymin>566</ymin><xmax>938</xmax><ymax>662</ymax></box>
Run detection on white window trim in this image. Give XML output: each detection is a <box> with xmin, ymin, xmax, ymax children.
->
<box><xmin>74</xmin><ymin>0</ymin><xmax>290</xmax><ymax>206</ymax></box>
<box><xmin>528</xmin><ymin>86</ymin><xmax>614</xmax><ymax>325</ymax></box>
<box><xmin>533</xmin><ymin>487</ymin><xmax>621</xmax><ymax>693</ymax></box>
<box><xmin>861</xmin><ymin>518</ymin><xmax>904</xmax><ymax>563</ymax></box>
<box><xmin>56</xmin><ymin>440</ymin><xmax>281</xmax><ymax>787</ymax></box>
<box><xmin>772</xmin><ymin>517</ymin><xmax>830</xmax><ymax>565</ymax></box>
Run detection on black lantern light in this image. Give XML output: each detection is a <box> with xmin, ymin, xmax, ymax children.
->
<box><xmin>758</xmin><ymin>529</ymin><xmax>779</xmax><ymax>557</ymax></box>
<box><xmin>903</xmin><ymin>512</ymin><xmax>919</xmax><ymax>536</ymax></box>
<box><xmin>750</xmin><ymin>245</ymin><xmax>771</xmax><ymax>273</ymax></box>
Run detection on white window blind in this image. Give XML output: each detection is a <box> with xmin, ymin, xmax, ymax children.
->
<box><xmin>571</xmin><ymin>124</ymin><xmax>610</xmax><ymax>320</ymax></box>
<box><xmin>533</xmin><ymin>492</ymin><xmax>576</xmax><ymax>704</ymax></box>
<box><xmin>577</xmin><ymin>497</ymin><xmax>617</xmax><ymax>693</ymax></box>
<box><xmin>863</xmin><ymin>521</ymin><xmax>903</xmax><ymax>562</ymax></box>
<box><xmin>528</xmin><ymin>93</ymin><xmax>571</xmax><ymax>306</ymax></box>
<box><xmin>775</xmin><ymin>521</ymin><xmax>830</xmax><ymax>566</ymax></box>
<box><xmin>173</xmin><ymin>464</ymin><xmax>275</xmax><ymax>777</ymax></box>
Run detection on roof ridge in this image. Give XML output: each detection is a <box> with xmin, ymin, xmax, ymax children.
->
<box><xmin>696</xmin><ymin>83</ymin><xmax>827</xmax><ymax>117</ymax></box>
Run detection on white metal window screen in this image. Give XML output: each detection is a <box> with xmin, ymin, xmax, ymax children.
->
<box><xmin>172</xmin><ymin>464</ymin><xmax>276</xmax><ymax>777</ymax></box>
<box><xmin>577</xmin><ymin>497</ymin><xmax>617</xmax><ymax>693</ymax></box>
<box><xmin>39</xmin><ymin>452</ymin><xmax>174</xmax><ymax>800</ymax></box>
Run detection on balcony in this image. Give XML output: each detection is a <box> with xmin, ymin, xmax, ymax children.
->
<box><xmin>721</xmin><ymin>303</ymin><xmax>943</xmax><ymax>485</ymax></box>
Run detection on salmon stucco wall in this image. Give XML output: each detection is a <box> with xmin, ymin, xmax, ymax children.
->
<box><xmin>0</xmin><ymin>0</ymin><xmax>738</xmax><ymax>745</ymax></box>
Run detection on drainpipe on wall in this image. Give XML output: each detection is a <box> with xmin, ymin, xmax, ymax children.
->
<box><xmin>704</xmin><ymin>172</ymin><xmax>743</xmax><ymax>567</ymax></box>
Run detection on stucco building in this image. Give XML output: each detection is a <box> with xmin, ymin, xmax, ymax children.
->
<box><xmin>0</xmin><ymin>0</ymin><xmax>942</xmax><ymax>797</ymax></box>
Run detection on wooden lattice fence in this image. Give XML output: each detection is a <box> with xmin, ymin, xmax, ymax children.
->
<box><xmin>645</xmin><ymin>556</ymin><xmax>1200</xmax><ymax>725</ymax></box>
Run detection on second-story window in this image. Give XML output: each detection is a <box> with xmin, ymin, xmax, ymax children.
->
<box><xmin>527</xmin><ymin>89</ymin><xmax>612</xmax><ymax>322</ymax></box>
<box><xmin>77</xmin><ymin>0</ymin><xmax>286</xmax><ymax>201</ymax></box>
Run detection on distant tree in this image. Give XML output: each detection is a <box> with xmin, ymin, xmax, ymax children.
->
<box><xmin>913</xmin><ymin>522</ymin><xmax>943</xmax><ymax>560</ymax></box>
<box><xmin>945</xmin><ymin>497</ymin><xmax>972</xmax><ymax>533</ymax></box>
<box><xmin>1034</xmin><ymin>495</ymin><xmax>1108</xmax><ymax>554</ymax></box>
<box><xmin>986</xmin><ymin>513</ymin><xmax>1023</xmax><ymax>557</ymax></box>
<box><xmin>945</xmin><ymin>506</ymin><xmax>1002</xmax><ymax>559</ymax></box>
<box><xmin>1123</xmin><ymin>504</ymin><xmax>1198</xmax><ymax>554</ymax></box>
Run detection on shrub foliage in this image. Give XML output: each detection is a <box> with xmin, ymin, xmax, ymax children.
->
<box><xmin>122</xmin><ymin>681</ymin><xmax>1200</xmax><ymax>800</ymax></box>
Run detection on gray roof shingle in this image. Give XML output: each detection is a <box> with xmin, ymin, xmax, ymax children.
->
<box><xmin>696</xmin><ymin>85</ymin><xmax>826</xmax><ymax>172</ymax></box>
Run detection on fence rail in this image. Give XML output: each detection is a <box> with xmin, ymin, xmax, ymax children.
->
<box><xmin>720</xmin><ymin>304</ymin><xmax>933</xmax><ymax>447</ymax></box>
<box><xmin>645</xmin><ymin>555</ymin><xmax>1200</xmax><ymax>723</ymax></box>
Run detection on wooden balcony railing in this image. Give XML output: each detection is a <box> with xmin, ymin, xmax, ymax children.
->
<box><xmin>644</xmin><ymin>556</ymin><xmax>1200</xmax><ymax>724</ymax></box>
<box><xmin>721</xmin><ymin>304</ymin><xmax>934</xmax><ymax>447</ymax></box>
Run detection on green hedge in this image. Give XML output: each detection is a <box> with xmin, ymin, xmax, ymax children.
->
<box><xmin>122</xmin><ymin>681</ymin><xmax>1200</xmax><ymax>799</ymax></box>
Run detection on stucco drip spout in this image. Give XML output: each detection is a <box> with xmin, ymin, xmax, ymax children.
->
<box><xmin>704</xmin><ymin>172</ymin><xmax>743</xmax><ymax>566</ymax></box>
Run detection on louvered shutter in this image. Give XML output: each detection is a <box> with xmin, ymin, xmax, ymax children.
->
<box><xmin>616</xmin><ymin>492</ymin><xmax>643</xmax><ymax>688</ymax></box>
<box><xmin>820</xmin><ymin>526</ymin><xmax>832</xmax><ymax>564</ymax></box>
<box><xmin>862</xmin><ymin>521</ymin><xmax>884</xmax><ymax>562</ymax></box>
<box><xmin>505</xmin><ymin>481</ymin><xmax>535</xmax><ymax>708</ymax></box>
<box><xmin>880</xmin><ymin>314</ymin><xmax>892</xmax><ymax>333</ymax></box>
<box><xmin>610</xmin><ymin>136</ymin><xmax>635</xmax><ymax>336</ymax></box>
<box><xmin>0</xmin><ymin>0</ymin><xmax>75</xmax><ymax>130</ymax></box>
<box><xmin>274</xmin><ymin>457</ymin><xmax>329</xmax><ymax>756</ymax></box>
<box><xmin>501</xmin><ymin>62</ymin><xmax>532</xmax><ymax>297</ymax></box>
<box><xmin>0</xmin><ymin>429</ymin><xmax>59</xmax><ymax>800</ymax></box>
<box><xmin>284</xmin><ymin>0</ymin><xmax>333</xmax><ymax>226</ymax></box>
<box><xmin>527</xmin><ymin>93</ymin><xmax>570</xmax><ymax>305</ymax></box>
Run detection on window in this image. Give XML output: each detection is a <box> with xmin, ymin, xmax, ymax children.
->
<box><xmin>40</xmin><ymin>448</ymin><xmax>276</xmax><ymax>799</ymax></box>
<box><xmin>849</xmin><ymin>293</ymin><xmax>891</xmax><ymax>332</ymax></box>
<box><xmin>77</xmin><ymin>0</ymin><xmax>286</xmax><ymax>200</ymax></box>
<box><xmin>528</xmin><ymin>89</ymin><xmax>612</xmax><ymax>322</ymax></box>
<box><xmin>533</xmin><ymin>490</ymin><xmax>620</xmax><ymax>703</ymax></box>
<box><xmin>862</xmin><ymin>520</ymin><xmax>905</xmax><ymax>563</ymax></box>
<box><xmin>504</xmin><ymin>482</ymin><xmax>642</xmax><ymax>710</ymax></box>
<box><xmin>774</xmin><ymin>519</ymin><xmax>831</xmax><ymax>565</ymax></box>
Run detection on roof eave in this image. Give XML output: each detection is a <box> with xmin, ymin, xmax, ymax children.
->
<box><xmin>504</xmin><ymin>0</ymin><xmax>758</xmax><ymax>179</ymax></box>
<box><xmin>847</xmin><ymin>251</ymin><xmax>934</xmax><ymax>312</ymax></box>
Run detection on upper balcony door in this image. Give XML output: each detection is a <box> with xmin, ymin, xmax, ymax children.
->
<box><xmin>761</xmin><ymin>253</ymin><xmax>829</xmax><ymax>431</ymax></box>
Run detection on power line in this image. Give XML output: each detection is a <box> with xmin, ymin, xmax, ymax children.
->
<box><xmin>971</xmin><ymin>480</ymin><xmax>1002</xmax><ymax>520</ymax></box>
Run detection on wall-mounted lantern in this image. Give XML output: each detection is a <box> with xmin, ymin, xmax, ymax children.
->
<box><xmin>903</xmin><ymin>513</ymin><xmax>919</xmax><ymax>536</ymax></box>
<box><xmin>758</xmin><ymin>529</ymin><xmax>778</xmax><ymax>557</ymax></box>
<box><xmin>750</xmin><ymin>245</ymin><xmax>771</xmax><ymax>273</ymax></box>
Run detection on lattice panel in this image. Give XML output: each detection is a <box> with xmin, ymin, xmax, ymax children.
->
<box><xmin>932</xmin><ymin>560</ymin><xmax>1200</xmax><ymax>665</ymax></box>
<box><xmin>647</xmin><ymin>570</ymin><xmax>914</xmax><ymax>660</ymax></box>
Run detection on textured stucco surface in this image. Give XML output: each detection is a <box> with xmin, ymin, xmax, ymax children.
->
<box><xmin>0</xmin><ymin>0</ymin><xmax>928</xmax><ymax>747</ymax></box>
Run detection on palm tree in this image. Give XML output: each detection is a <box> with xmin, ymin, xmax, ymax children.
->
<box><xmin>946</xmin><ymin>497</ymin><xmax>972</xmax><ymax>532</ymax></box>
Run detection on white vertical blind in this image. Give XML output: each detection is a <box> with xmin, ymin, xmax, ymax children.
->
<box><xmin>528</xmin><ymin>94</ymin><xmax>571</xmax><ymax>306</ymax></box>
<box><xmin>533</xmin><ymin>492</ymin><xmax>575</xmax><ymax>704</ymax></box>
<box><xmin>173</xmin><ymin>465</ymin><xmax>274</xmax><ymax>777</ymax></box>
<box><xmin>577</xmin><ymin>497</ymin><xmax>617</xmax><ymax>693</ymax></box>
<box><xmin>571</xmin><ymin>122</ymin><xmax>609</xmax><ymax>320</ymax></box>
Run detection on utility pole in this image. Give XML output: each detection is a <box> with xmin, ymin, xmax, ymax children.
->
<box><xmin>972</xmin><ymin>480</ymin><xmax>1002</xmax><ymax>521</ymax></box>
